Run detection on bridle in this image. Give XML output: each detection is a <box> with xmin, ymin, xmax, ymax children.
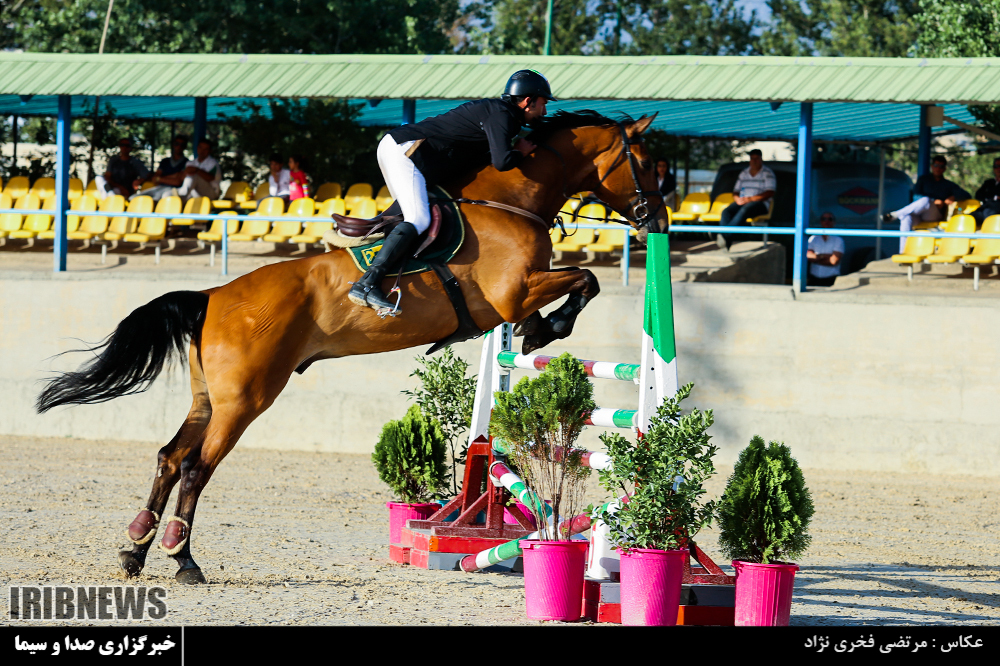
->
<box><xmin>542</xmin><ymin>121</ymin><xmax>665</xmax><ymax>231</ymax></box>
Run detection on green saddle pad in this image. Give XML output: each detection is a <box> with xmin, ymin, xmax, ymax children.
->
<box><xmin>345</xmin><ymin>186</ymin><xmax>465</xmax><ymax>276</ymax></box>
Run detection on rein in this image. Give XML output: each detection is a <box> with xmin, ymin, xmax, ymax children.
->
<box><xmin>430</xmin><ymin>196</ymin><xmax>551</xmax><ymax>230</ymax></box>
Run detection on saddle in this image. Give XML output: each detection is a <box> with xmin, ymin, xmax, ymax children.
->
<box><xmin>333</xmin><ymin>200</ymin><xmax>443</xmax><ymax>258</ymax></box>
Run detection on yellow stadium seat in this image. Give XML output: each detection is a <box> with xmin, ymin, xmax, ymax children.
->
<box><xmin>84</xmin><ymin>180</ymin><xmax>99</xmax><ymax>197</ymax></box>
<box><xmin>699</xmin><ymin>193</ymin><xmax>734</xmax><ymax>224</ymax></box>
<box><xmin>230</xmin><ymin>198</ymin><xmax>283</xmax><ymax>241</ymax></box>
<box><xmin>2</xmin><ymin>176</ymin><xmax>30</xmax><ymax>200</ymax></box>
<box><xmin>263</xmin><ymin>198</ymin><xmax>313</xmax><ymax>242</ymax></box>
<box><xmin>344</xmin><ymin>183</ymin><xmax>373</xmax><ymax>212</ymax></box>
<box><xmin>347</xmin><ymin>198</ymin><xmax>377</xmax><ymax>219</ymax></box>
<box><xmin>924</xmin><ymin>214</ymin><xmax>975</xmax><ymax>266</ymax></box>
<box><xmin>239</xmin><ymin>182</ymin><xmax>271</xmax><ymax>210</ymax></box>
<box><xmin>375</xmin><ymin>185</ymin><xmax>393</xmax><ymax>213</ymax></box>
<box><xmin>10</xmin><ymin>196</ymin><xmax>57</xmax><ymax>239</ymax></box>
<box><xmin>891</xmin><ymin>233</ymin><xmax>936</xmax><ymax>281</ymax></box>
<box><xmin>555</xmin><ymin>200</ymin><xmax>579</xmax><ymax>228</ymax></box>
<box><xmin>30</xmin><ymin>177</ymin><xmax>56</xmax><ymax>200</ymax></box>
<box><xmin>317</xmin><ymin>198</ymin><xmax>346</xmax><ymax>217</ymax></box>
<box><xmin>68</xmin><ymin>178</ymin><xmax>84</xmax><ymax>201</ymax></box>
<box><xmin>961</xmin><ymin>215</ymin><xmax>1000</xmax><ymax>290</ymax></box>
<box><xmin>549</xmin><ymin>226</ymin><xmax>563</xmax><ymax>245</ymax></box>
<box><xmin>586</xmin><ymin>223</ymin><xmax>629</xmax><ymax>254</ymax></box>
<box><xmin>171</xmin><ymin>196</ymin><xmax>211</xmax><ymax>226</ymax></box>
<box><xmin>955</xmin><ymin>199</ymin><xmax>980</xmax><ymax>216</ymax></box>
<box><xmin>0</xmin><ymin>193</ymin><xmax>41</xmax><ymax>241</ymax></box>
<box><xmin>552</xmin><ymin>203</ymin><xmax>605</xmax><ymax>252</ymax></box>
<box><xmin>314</xmin><ymin>182</ymin><xmax>342</xmax><ymax>202</ymax></box>
<box><xmin>69</xmin><ymin>195</ymin><xmax>124</xmax><ymax>241</ymax></box>
<box><xmin>212</xmin><ymin>181</ymin><xmax>252</xmax><ymax>209</ymax></box>
<box><xmin>197</xmin><ymin>212</ymin><xmax>240</xmax><ymax>266</ymax></box>
<box><xmin>140</xmin><ymin>181</ymin><xmax>156</xmax><ymax>191</ymax></box>
<box><xmin>291</xmin><ymin>220</ymin><xmax>334</xmax><ymax>247</ymax></box>
<box><xmin>104</xmin><ymin>196</ymin><xmax>153</xmax><ymax>241</ymax></box>
<box><xmin>670</xmin><ymin>192</ymin><xmax>711</xmax><ymax>222</ymax></box>
<box><xmin>119</xmin><ymin>196</ymin><xmax>181</xmax><ymax>263</ymax></box>
<box><xmin>39</xmin><ymin>195</ymin><xmax>97</xmax><ymax>240</ymax></box>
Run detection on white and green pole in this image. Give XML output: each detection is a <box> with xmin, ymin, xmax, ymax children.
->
<box><xmin>638</xmin><ymin>232</ymin><xmax>679</xmax><ymax>432</ymax></box>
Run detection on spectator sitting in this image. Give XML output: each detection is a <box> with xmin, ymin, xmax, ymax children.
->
<box><xmin>96</xmin><ymin>137</ymin><xmax>149</xmax><ymax>200</ymax></box>
<box><xmin>655</xmin><ymin>158</ymin><xmax>676</xmax><ymax>211</ymax></box>
<box><xmin>716</xmin><ymin>148</ymin><xmax>775</xmax><ymax>251</ymax></box>
<box><xmin>972</xmin><ymin>157</ymin><xmax>1000</xmax><ymax>224</ymax></box>
<box><xmin>135</xmin><ymin>135</ymin><xmax>189</xmax><ymax>201</ymax></box>
<box><xmin>288</xmin><ymin>155</ymin><xmax>310</xmax><ymax>201</ymax></box>
<box><xmin>175</xmin><ymin>138</ymin><xmax>222</xmax><ymax>202</ymax></box>
<box><xmin>883</xmin><ymin>155</ymin><xmax>971</xmax><ymax>252</ymax></box>
<box><xmin>807</xmin><ymin>212</ymin><xmax>845</xmax><ymax>287</ymax></box>
<box><xmin>268</xmin><ymin>154</ymin><xmax>291</xmax><ymax>202</ymax></box>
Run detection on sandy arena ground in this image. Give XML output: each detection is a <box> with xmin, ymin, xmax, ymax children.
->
<box><xmin>1</xmin><ymin>435</ymin><xmax>998</xmax><ymax>626</ymax></box>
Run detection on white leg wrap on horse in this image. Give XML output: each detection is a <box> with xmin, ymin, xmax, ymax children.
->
<box><xmin>126</xmin><ymin>509</ymin><xmax>160</xmax><ymax>545</ymax></box>
<box><xmin>158</xmin><ymin>515</ymin><xmax>190</xmax><ymax>556</ymax></box>
<box><xmin>377</xmin><ymin>134</ymin><xmax>431</xmax><ymax>234</ymax></box>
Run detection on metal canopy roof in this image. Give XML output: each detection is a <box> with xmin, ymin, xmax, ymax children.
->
<box><xmin>2</xmin><ymin>53</ymin><xmax>1000</xmax><ymax>104</ymax></box>
<box><xmin>0</xmin><ymin>94</ymin><xmax>977</xmax><ymax>143</ymax></box>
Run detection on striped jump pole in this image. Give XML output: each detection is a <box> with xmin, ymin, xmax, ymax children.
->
<box><xmin>489</xmin><ymin>461</ymin><xmax>552</xmax><ymax>522</ymax></box>
<box><xmin>496</xmin><ymin>351</ymin><xmax>641</xmax><ymax>383</ymax></box>
<box><xmin>491</xmin><ymin>439</ymin><xmax>613</xmax><ymax>472</ymax></box>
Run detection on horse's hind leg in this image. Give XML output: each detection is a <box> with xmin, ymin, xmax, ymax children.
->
<box><xmin>119</xmin><ymin>350</ymin><xmax>211</xmax><ymax>577</ymax></box>
<box><xmin>157</xmin><ymin>404</ymin><xmax>261</xmax><ymax>584</ymax></box>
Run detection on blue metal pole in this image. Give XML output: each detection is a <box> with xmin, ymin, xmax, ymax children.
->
<box><xmin>194</xmin><ymin>97</ymin><xmax>207</xmax><ymax>147</ymax></box>
<box><xmin>221</xmin><ymin>224</ymin><xmax>228</xmax><ymax>276</ymax></box>
<box><xmin>53</xmin><ymin>94</ymin><xmax>71</xmax><ymax>273</ymax></box>
<box><xmin>402</xmin><ymin>99</ymin><xmax>416</xmax><ymax>125</ymax></box>
<box><xmin>793</xmin><ymin>102</ymin><xmax>813</xmax><ymax>292</ymax></box>
<box><xmin>917</xmin><ymin>105</ymin><xmax>931</xmax><ymax>178</ymax></box>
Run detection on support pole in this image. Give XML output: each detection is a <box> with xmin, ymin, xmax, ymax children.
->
<box><xmin>54</xmin><ymin>95</ymin><xmax>72</xmax><ymax>273</ymax></box>
<box><xmin>543</xmin><ymin>0</ymin><xmax>554</xmax><ymax>55</ymax></box>
<box><xmin>793</xmin><ymin>102</ymin><xmax>813</xmax><ymax>292</ymax></box>
<box><xmin>402</xmin><ymin>99</ymin><xmax>416</xmax><ymax>125</ymax></box>
<box><xmin>12</xmin><ymin>114</ymin><xmax>18</xmax><ymax>170</ymax></box>
<box><xmin>876</xmin><ymin>146</ymin><xmax>885</xmax><ymax>260</ymax></box>
<box><xmin>193</xmin><ymin>97</ymin><xmax>207</xmax><ymax>148</ymax></box>
<box><xmin>917</xmin><ymin>104</ymin><xmax>931</xmax><ymax>178</ymax></box>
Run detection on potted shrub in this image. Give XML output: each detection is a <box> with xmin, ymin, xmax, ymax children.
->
<box><xmin>490</xmin><ymin>353</ymin><xmax>594</xmax><ymax>622</ymax></box>
<box><xmin>717</xmin><ymin>436</ymin><xmax>815</xmax><ymax>626</ymax></box>
<box><xmin>371</xmin><ymin>404</ymin><xmax>448</xmax><ymax>545</ymax></box>
<box><xmin>596</xmin><ymin>383</ymin><xmax>717</xmax><ymax>626</ymax></box>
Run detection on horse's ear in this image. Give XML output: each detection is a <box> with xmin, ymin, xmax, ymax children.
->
<box><xmin>628</xmin><ymin>113</ymin><xmax>657</xmax><ymax>137</ymax></box>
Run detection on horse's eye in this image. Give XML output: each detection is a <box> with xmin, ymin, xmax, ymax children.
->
<box><xmin>639</xmin><ymin>159</ymin><xmax>651</xmax><ymax>170</ymax></box>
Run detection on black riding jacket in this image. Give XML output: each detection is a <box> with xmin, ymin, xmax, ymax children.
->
<box><xmin>388</xmin><ymin>98</ymin><xmax>526</xmax><ymax>185</ymax></box>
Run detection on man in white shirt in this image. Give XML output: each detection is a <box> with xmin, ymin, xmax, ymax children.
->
<box><xmin>806</xmin><ymin>212</ymin><xmax>844</xmax><ymax>287</ymax></box>
<box><xmin>717</xmin><ymin>149</ymin><xmax>776</xmax><ymax>251</ymax></box>
<box><xmin>267</xmin><ymin>154</ymin><xmax>291</xmax><ymax>201</ymax></box>
<box><xmin>176</xmin><ymin>139</ymin><xmax>222</xmax><ymax>201</ymax></box>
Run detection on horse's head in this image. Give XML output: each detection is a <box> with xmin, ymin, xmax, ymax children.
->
<box><xmin>588</xmin><ymin>114</ymin><xmax>669</xmax><ymax>241</ymax></box>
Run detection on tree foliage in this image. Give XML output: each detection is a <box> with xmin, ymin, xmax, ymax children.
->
<box><xmin>402</xmin><ymin>347</ymin><xmax>477</xmax><ymax>495</ymax></box>
<box><xmin>717</xmin><ymin>436</ymin><xmax>814</xmax><ymax>564</ymax></box>
<box><xmin>597</xmin><ymin>383</ymin><xmax>717</xmax><ymax>552</ymax></box>
<box><xmin>489</xmin><ymin>353</ymin><xmax>594</xmax><ymax>540</ymax></box>
<box><xmin>2</xmin><ymin>0</ymin><xmax>459</xmax><ymax>55</ymax></box>
<box><xmin>371</xmin><ymin>404</ymin><xmax>448</xmax><ymax>504</ymax></box>
<box><xmin>760</xmin><ymin>1</ymin><xmax>919</xmax><ymax>57</ymax></box>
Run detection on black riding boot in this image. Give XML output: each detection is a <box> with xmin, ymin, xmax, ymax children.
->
<box><xmin>348</xmin><ymin>222</ymin><xmax>420</xmax><ymax>313</ymax></box>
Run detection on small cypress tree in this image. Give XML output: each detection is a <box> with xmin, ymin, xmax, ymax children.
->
<box><xmin>717</xmin><ymin>436</ymin><xmax>815</xmax><ymax>564</ymax></box>
<box><xmin>371</xmin><ymin>404</ymin><xmax>448</xmax><ymax>504</ymax></box>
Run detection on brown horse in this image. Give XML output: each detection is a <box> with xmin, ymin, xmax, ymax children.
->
<box><xmin>36</xmin><ymin>111</ymin><xmax>666</xmax><ymax>584</ymax></box>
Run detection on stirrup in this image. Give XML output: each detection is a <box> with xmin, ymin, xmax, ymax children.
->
<box><xmin>375</xmin><ymin>286</ymin><xmax>403</xmax><ymax>319</ymax></box>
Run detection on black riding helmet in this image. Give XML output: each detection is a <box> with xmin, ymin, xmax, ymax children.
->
<box><xmin>501</xmin><ymin>70</ymin><xmax>557</xmax><ymax>102</ymax></box>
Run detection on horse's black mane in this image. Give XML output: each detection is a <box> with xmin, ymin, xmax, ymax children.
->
<box><xmin>526</xmin><ymin>110</ymin><xmax>634</xmax><ymax>144</ymax></box>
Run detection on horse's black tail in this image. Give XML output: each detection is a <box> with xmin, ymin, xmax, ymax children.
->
<box><xmin>36</xmin><ymin>291</ymin><xmax>210</xmax><ymax>413</ymax></box>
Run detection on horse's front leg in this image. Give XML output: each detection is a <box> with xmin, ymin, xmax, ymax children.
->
<box><xmin>509</xmin><ymin>267</ymin><xmax>600</xmax><ymax>354</ymax></box>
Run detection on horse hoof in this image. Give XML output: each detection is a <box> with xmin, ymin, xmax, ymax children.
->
<box><xmin>514</xmin><ymin>313</ymin><xmax>541</xmax><ymax>337</ymax></box>
<box><xmin>175</xmin><ymin>567</ymin><xmax>207</xmax><ymax>585</ymax></box>
<box><xmin>118</xmin><ymin>550</ymin><xmax>145</xmax><ymax>578</ymax></box>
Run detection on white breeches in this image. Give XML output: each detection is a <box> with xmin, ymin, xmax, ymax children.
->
<box><xmin>377</xmin><ymin>134</ymin><xmax>431</xmax><ymax>234</ymax></box>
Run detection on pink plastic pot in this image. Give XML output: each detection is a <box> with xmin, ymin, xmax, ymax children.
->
<box><xmin>386</xmin><ymin>502</ymin><xmax>438</xmax><ymax>545</ymax></box>
<box><xmin>733</xmin><ymin>560</ymin><xmax>799</xmax><ymax>626</ymax></box>
<box><xmin>618</xmin><ymin>548</ymin><xmax>687</xmax><ymax>626</ymax></box>
<box><xmin>521</xmin><ymin>540</ymin><xmax>589</xmax><ymax>621</ymax></box>
<box><xmin>503</xmin><ymin>501</ymin><xmax>537</xmax><ymax>527</ymax></box>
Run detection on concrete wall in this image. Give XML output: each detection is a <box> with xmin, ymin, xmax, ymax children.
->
<box><xmin>2</xmin><ymin>270</ymin><xmax>997</xmax><ymax>476</ymax></box>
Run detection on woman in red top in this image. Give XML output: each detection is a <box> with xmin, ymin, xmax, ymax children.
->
<box><xmin>288</xmin><ymin>155</ymin><xmax>310</xmax><ymax>200</ymax></box>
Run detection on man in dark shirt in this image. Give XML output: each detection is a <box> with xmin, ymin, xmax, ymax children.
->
<box><xmin>96</xmin><ymin>138</ymin><xmax>149</xmax><ymax>199</ymax></box>
<box><xmin>972</xmin><ymin>158</ymin><xmax>1000</xmax><ymax>224</ymax></box>
<box><xmin>138</xmin><ymin>136</ymin><xmax>189</xmax><ymax>201</ymax></box>
<box><xmin>655</xmin><ymin>158</ymin><xmax>676</xmax><ymax>210</ymax></box>
<box><xmin>348</xmin><ymin>69</ymin><xmax>555</xmax><ymax>314</ymax></box>
<box><xmin>883</xmin><ymin>155</ymin><xmax>971</xmax><ymax>252</ymax></box>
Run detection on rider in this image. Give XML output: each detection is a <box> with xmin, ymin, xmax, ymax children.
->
<box><xmin>348</xmin><ymin>69</ymin><xmax>555</xmax><ymax>312</ymax></box>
